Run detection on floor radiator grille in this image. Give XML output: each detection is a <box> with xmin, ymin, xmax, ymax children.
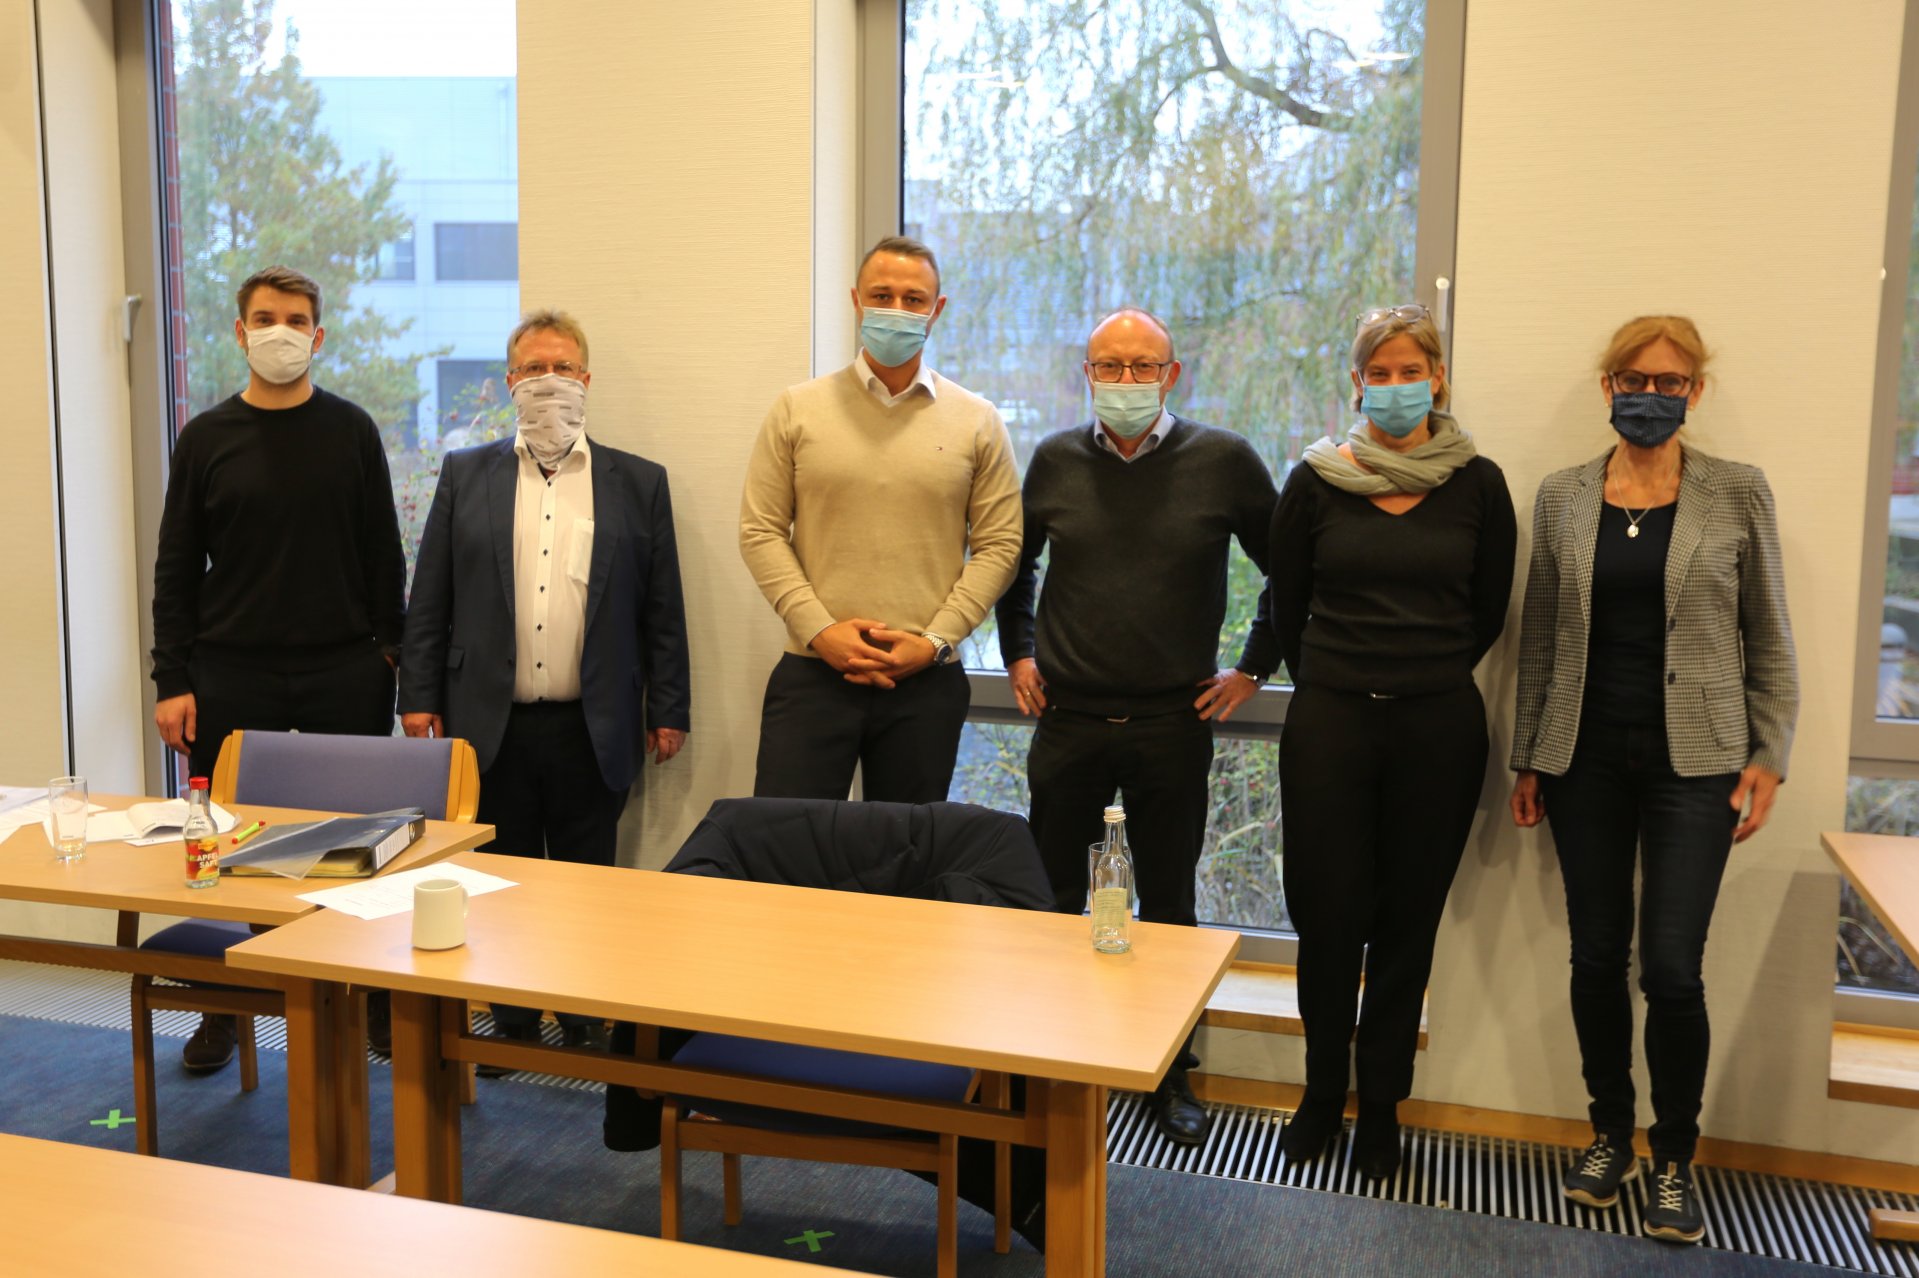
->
<box><xmin>5</xmin><ymin>960</ymin><xmax>1913</xmax><ymax>1271</ymax></box>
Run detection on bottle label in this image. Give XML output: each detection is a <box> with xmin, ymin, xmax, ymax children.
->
<box><xmin>1091</xmin><ymin>887</ymin><xmax>1130</xmax><ymax>933</ymax></box>
<box><xmin>186</xmin><ymin>837</ymin><xmax>221</xmax><ymax>884</ymax></box>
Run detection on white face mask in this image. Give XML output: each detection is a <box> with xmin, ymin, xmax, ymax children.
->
<box><xmin>512</xmin><ymin>373</ymin><xmax>588</xmax><ymax>466</ymax></box>
<box><xmin>244</xmin><ymin>324</ymin><xmax>315</xmax><ymax>386</ymax></box>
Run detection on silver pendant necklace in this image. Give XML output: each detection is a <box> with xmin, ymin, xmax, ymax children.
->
<box><xmin>1624</xmin><ymin>507</ymin><xmax>1649</xmax><ymax>539</ymax></box>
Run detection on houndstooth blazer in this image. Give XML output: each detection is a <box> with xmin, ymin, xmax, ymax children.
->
<box><xmin>1510</xmin><ymin>444</ymin><xmax>1797</xmax><ymax>779</ymax></box>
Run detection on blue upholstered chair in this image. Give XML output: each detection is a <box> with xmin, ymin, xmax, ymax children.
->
<box><xmin>129</xmin><ymin>729</ymin><xmax>479</xmax><ymax>1156</ymax></box>
<box><xmin>655</xmin><ymin>797</ymin><xmax>1051</xmax><ymax>1277</ymax></box>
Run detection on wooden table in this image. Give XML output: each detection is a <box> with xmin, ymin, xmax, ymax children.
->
<box><xmin>227</xmin><ymin>853</ymin><xmax>1240</xmax><ymax>1276</ymax></box>
<box><xmin>1822</xmin><ymin>831</ymin><xmax>1919</xmax><ymax>1243</ymax></box>
<box><xmin>0</xmin><ymin>793</ymin><xmax>492</xmax><ymax>1185</ymax></box>
<box><xmin>0</xmin><ymin>1132</ymin><xmax>835</xmax><ymax>1276</ymax></box>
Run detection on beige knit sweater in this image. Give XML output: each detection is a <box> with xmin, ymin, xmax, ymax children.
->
<box><xmin>739</xmin><ymin>364</ymin><xmax>1023</xmax><ymax>657</ymax></box>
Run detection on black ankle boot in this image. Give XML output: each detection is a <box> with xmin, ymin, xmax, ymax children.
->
<box><xmin>1353</xmin><ymin>1101</ymin><xmax>1401</xmax><ymax>1180</ymax></box>
<box><xmin>1281</xmin><ymin>1094</ymin><xmax>1345</xmax><ymax>1161</ymax></box>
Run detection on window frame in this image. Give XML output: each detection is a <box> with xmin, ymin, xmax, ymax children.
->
<box><xmin>1840</xmin><ymin>3</ymin><xmax>1919</xmax><ymax>1021</ymax></box>
<box><xmin>1851</xmin><ymin>0</ymin><xmax>1919</xmax><ymax>770</ymax></box>
<box><xmin>863</xmin><ymin>0</ymin><xmax>1470</xmax><ymax>962</ymax></box>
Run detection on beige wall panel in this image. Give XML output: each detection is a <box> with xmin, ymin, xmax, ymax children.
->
<box><xmin>520</xmin><ymin>1</ymin><xmax>817</xmax><ymax>866</ymax></box>
<box><xmin>1425</xmin><ymin>0</ymin><xmax>1911</xmax><ymax>1160</ymax></box>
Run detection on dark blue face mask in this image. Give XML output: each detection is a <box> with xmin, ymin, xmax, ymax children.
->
<box><xmin>1610</xmin><ymin>391</ymin><xmax>1687</xmax><ymax>448</ymax></box>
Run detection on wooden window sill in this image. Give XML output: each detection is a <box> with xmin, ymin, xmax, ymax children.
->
<box><xmin>1830</xmin><ymin>1021</ymin><xmax>1919</xmax><ymax>1110</ymax></box>
<box><xmin>1200</xmin><ymin>960</ymin><xmax>1428</xmax><ymax>1050</ymax></box>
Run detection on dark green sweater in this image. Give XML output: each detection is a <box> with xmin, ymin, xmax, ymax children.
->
<box><xmin>996</xmin><ymin>416</ymin><xmax>1279</xmax><ymax>717</ymax></box>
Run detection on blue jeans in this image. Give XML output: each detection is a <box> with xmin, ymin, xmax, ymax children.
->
<box><xmin>1540</xmin><ymin>720</ymin><xmax>1738</xmax><ymax>1163</ymax></box>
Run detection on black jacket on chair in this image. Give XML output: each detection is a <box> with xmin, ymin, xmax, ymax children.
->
<box><xmin>664</xmin><ymin>797</ymin><xmax>1054</xmax><ymax>909</ymax></box>
<box><xmin>604</xmin><ymin>797</ymin><xmax>1052</xmax><ymax>1153</ymax></box>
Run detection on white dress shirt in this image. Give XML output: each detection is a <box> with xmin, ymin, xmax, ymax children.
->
<box><xmin>1092</xmin><ymin>409</ymin><xmax>1173</xmax><ymax>462</ymax></box>
<box><xmin>511</xmin><ymin>431</ymin><xmax>593</xmax><ymax>703</ymax></box>
<box><xmin>856</xmin><ymin>351</ymin><xmax>939</xmax><ymax>407</ymax></box>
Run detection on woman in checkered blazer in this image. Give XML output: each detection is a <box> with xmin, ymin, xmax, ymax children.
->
<box><xmin>1508</xmin><ymin>316</ymin><xmax>1798</xmax><ymax>1246</ymax></box>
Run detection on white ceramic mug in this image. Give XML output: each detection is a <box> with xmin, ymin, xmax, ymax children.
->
<box><xmin>412</xmin><ymin>878</ymin><xmax>468</xmax><ymax>950</ymax></box>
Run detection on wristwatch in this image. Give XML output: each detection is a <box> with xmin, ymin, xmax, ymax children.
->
<box><xmin>922</xmin><ymin>633</ymin><xmax>958</xmax><ymax>666</ymax></box>
<box><xmin>1235</xmin><ymin>668</ymin><xmax>1265</xmax><ymax>685</ymax></box>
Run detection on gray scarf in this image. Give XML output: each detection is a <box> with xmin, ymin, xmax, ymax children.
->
<box><xmin>1301</xmin><ymin>410</ymin><xmax>1478</xmax><ymax>495</ymax></box>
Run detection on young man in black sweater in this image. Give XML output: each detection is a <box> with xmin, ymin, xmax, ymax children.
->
<box><xmin>996</xmin><ymin>308</ymin><xmax>1280</xmax><ymax>1145</ymax></box>
<box><xmin>150</xmin><ymin>264</ymin><xmax>406</xmax><ymax>1071</ymax></box>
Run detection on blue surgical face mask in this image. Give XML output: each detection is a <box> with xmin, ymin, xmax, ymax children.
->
<box><xmin>1091</xmin><ymin>381</ymin><xmax>1163</xmax><ymax>439</ymax></box>
<box><xmin>1359</xmin><ymin>380</ymin><xmax>1433</xmax><ymax>438</ymax></box>
<box><xmin>1609</xmin><ymin>391</ymin><xmax>1688</xmax><ymax>448</ymax></box>
<box><xmin>859</xmin><ymin>306</ymin><xmax>930</xmax><ymax>368</ymax></box>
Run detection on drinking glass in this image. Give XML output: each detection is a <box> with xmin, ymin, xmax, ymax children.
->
<box><xmin>48</xmin><ymin>776</ymin><xmax>87</xmax><ymax>862</ymax></box>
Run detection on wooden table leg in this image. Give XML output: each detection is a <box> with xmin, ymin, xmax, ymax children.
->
<box><xmin>1043</xmin><ymin>1079</ymin><xmax>1105</xmax><ymax>1278</ymax></box>
<box><xmin>282</xmin><ymin>979</ymin><xmax>338</xmax><ymax>1184</ymax></box>
<box><xmin>390</xmin><ymin>991</ymin><xmax>462</xmax><ymax>1204</ymax></box>
<box><xmin>330</xmin><ymin>986</ymin><xmax>371</xmax><ymax>1189</ymax></box>
<box><xmin>1870</xmin><ymin>1207</ymin><xmax>1919</xmax><ymax>1242</ymax></box>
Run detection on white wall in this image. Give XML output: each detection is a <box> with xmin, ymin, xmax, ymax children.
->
<box><xmin>0</xmin><ymin>1</ymin><xmax>93</xmax><ymax>946</ymax></box>
<box><xmin>42</xmin><ymin>0</ymin><xmax>146</xmax><ymax>798</ymax></box>
<box><xmin>519</xmin><ymin>1</ymin><xmax>817</xmax><ymax>867</ymax></box>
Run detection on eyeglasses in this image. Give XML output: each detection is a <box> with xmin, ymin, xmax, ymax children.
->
<box><xmin>1356</xmin><ymin>303</ymin><xmax>1430</xmax><ymax>328</ymax></box>
<box><xmin>1087</xmin><ymin>360</ymin><xmax>1173</xmax><ymax>383</ymax></box>
<box><xmin>1609</xmin><ymin>371</ymin><xmax>1692</xmax><ymax>397</ymax></box>
<box><xmin>509</xmin><ymin>361</ymin><xmax>587</xmax><ymax>380</ymax></box>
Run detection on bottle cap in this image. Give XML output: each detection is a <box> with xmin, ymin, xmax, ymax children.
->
<box><xmin>188</xmin><ymin>776</ymin><xmax>210</xmax><ymax>790</ymax></box>
<box><xmin>1103</xmin><ymin>805</ymin><xmax>1125</xmax><ymax>823</ymax></box>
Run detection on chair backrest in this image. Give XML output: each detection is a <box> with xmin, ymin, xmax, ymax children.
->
<box><xmin>209</xmin><ymin>730</ymin><xmax>480</xmax><ymax>822</ymax></box>
<box><xmin>665</xmin><ymin>797</ymin><xmax>1053</xmax><ymax>909</ymax></box>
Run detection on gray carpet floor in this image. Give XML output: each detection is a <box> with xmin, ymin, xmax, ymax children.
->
<box><xmin>0</xmin><ymin>1013</ymin><xmax>1849</xmax><ymax>1276</ymax></box>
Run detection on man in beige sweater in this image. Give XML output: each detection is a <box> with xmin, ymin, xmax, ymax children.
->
<box><xmin>740</xmin><ymin>236</ymin><xmax>1021</xmax><ymax>802</ymax></box>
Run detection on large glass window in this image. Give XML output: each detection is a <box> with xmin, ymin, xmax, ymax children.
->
<box><xmin>904</xmin><ymin>0</ymin><xmax>1454</xmax><ymax>938</ymax></box>
<box><xmin>1846</xmin><ymin>5</ymin><xmax>1919</xmax><ymax>1016</ymax></box>
<box><xmin>161</xmin><ymin>0</ymin><xmax>518</xmax><ymax>579</ymax></box>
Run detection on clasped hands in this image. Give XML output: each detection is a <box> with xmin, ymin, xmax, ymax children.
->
<box><xmin>812</xmin><ymin>618</ymin><xmax>936</xmax><ymax>689</ymax></box>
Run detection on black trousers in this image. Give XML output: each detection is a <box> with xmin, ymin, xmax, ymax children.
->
<box><xmin>186</xmin><ymin>645</ymin><xmax>395</xmax><ymax>780</ymax></box>
<box><xmin>753</xmin><ymin>653</ymin><xmax>970</xmax><ymax>803</ymax></box>
<box><xmin>479</xmin><ymin>700</ymin><xmax>629</xmax><ymax>1034</ymax></box>
<box><xmin>1540</xmin><ymin>720</ymin><xmax>1738</xmax><ymax>1164</ymax></box>
<box><xmin>1279</xmin><ymin>683</ymin><xmax>1486</xmax><ymax>1108</ymax></box>
<box><xmin>1027</xmin><ymin>706</ymin><xmax>1213</xmax><ymax>927</ymax></box>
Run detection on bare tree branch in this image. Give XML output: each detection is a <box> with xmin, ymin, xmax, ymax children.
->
<box><xmin>1177</xmin><ymin>0</ymin><xmax>1351</xmax><ymax>132</ymax></box>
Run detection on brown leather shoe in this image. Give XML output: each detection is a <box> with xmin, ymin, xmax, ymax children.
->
<box><xmin>181</xmin><ymin>1014</ymin><xmax>238</xmax><ymax>1073</ymax></box>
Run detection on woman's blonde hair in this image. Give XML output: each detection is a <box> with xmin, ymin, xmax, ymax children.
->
<box><xmin>1349</xmin><ymin>308</ymin><xmax>1450</xmax><ymax>411</ymax></box>
<box><xmin>1598</xmin><ymin>315</ymin><xmax>1710</xmax><ymax>384</ymax></box>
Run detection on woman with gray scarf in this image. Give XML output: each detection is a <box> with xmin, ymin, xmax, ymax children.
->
<box><xmin>1268</xmin><ymin>303</ymin><xmax>1516</xmax><ymax>1179</ymax></box>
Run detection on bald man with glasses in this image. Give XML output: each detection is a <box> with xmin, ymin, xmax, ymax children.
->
<box><xmin>995</xmin><ymin>307</ymin><xmax>1281</xmax><ymax>1146</ymax></box>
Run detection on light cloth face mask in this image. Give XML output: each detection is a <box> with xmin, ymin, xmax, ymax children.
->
<box><xmin>1359</xmin><ymin>380</ymin><xmax>1434</xmax><ymax>438</ymax></box>
<box><xmin>512</xmin><ymin>373</ymin><xmax>588</xmax><ymax>466</ymax></box>
<box><xmin>244</xmin><ymin>324</ymin><xmax>315</xmax><ymax>386</ymax></box>
<box><xmin>860</xmin><ymin>306</ymin><xmax>931</xmax><ymax>369</ymax></box>
<box><xmin>1091</xmin><ymin>382</ymin><xmax>1163</xmax><ymax>439</ymax></box>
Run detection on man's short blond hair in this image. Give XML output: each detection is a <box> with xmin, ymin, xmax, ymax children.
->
<box><xmin>508</xmin><ymin>308</ymin><xmax>590</xmax><ymax>368</ymax></box>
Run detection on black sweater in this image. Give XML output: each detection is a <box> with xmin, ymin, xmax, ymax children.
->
<box><xmin>996</xmin><ymin>417</ymin><xmax>1280</xmax><ymax>718</ymax></box>
<box><xmin>1267</xmin><ymin>454</ymin><xmax>1516</xmax><ymax>696</ymax></box>
<box><xmin>150</xmin><ymin>388</ymin><xmax>406</xmax><ymax>699</ymax></box>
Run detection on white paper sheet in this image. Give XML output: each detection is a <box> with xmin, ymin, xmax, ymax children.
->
<box><xmin>296</xmin><ymin>862</ymin><xmax>517</xmax><ymax>921</ymax></box>
<box><xmin>86</xmin><ymin>801</ymin><xmax>239</xmax><ymax>845</ymax></box>
<box><xmin>0</xmin><ymin>799</ymin><xmax>107</xmax><ymax>841</ymax></box>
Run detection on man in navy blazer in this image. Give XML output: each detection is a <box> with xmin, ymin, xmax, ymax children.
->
<box><xmin>399</xmin><ymin>309</ymin><xmax>690</xmax><ymax>1053</ymax></box>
